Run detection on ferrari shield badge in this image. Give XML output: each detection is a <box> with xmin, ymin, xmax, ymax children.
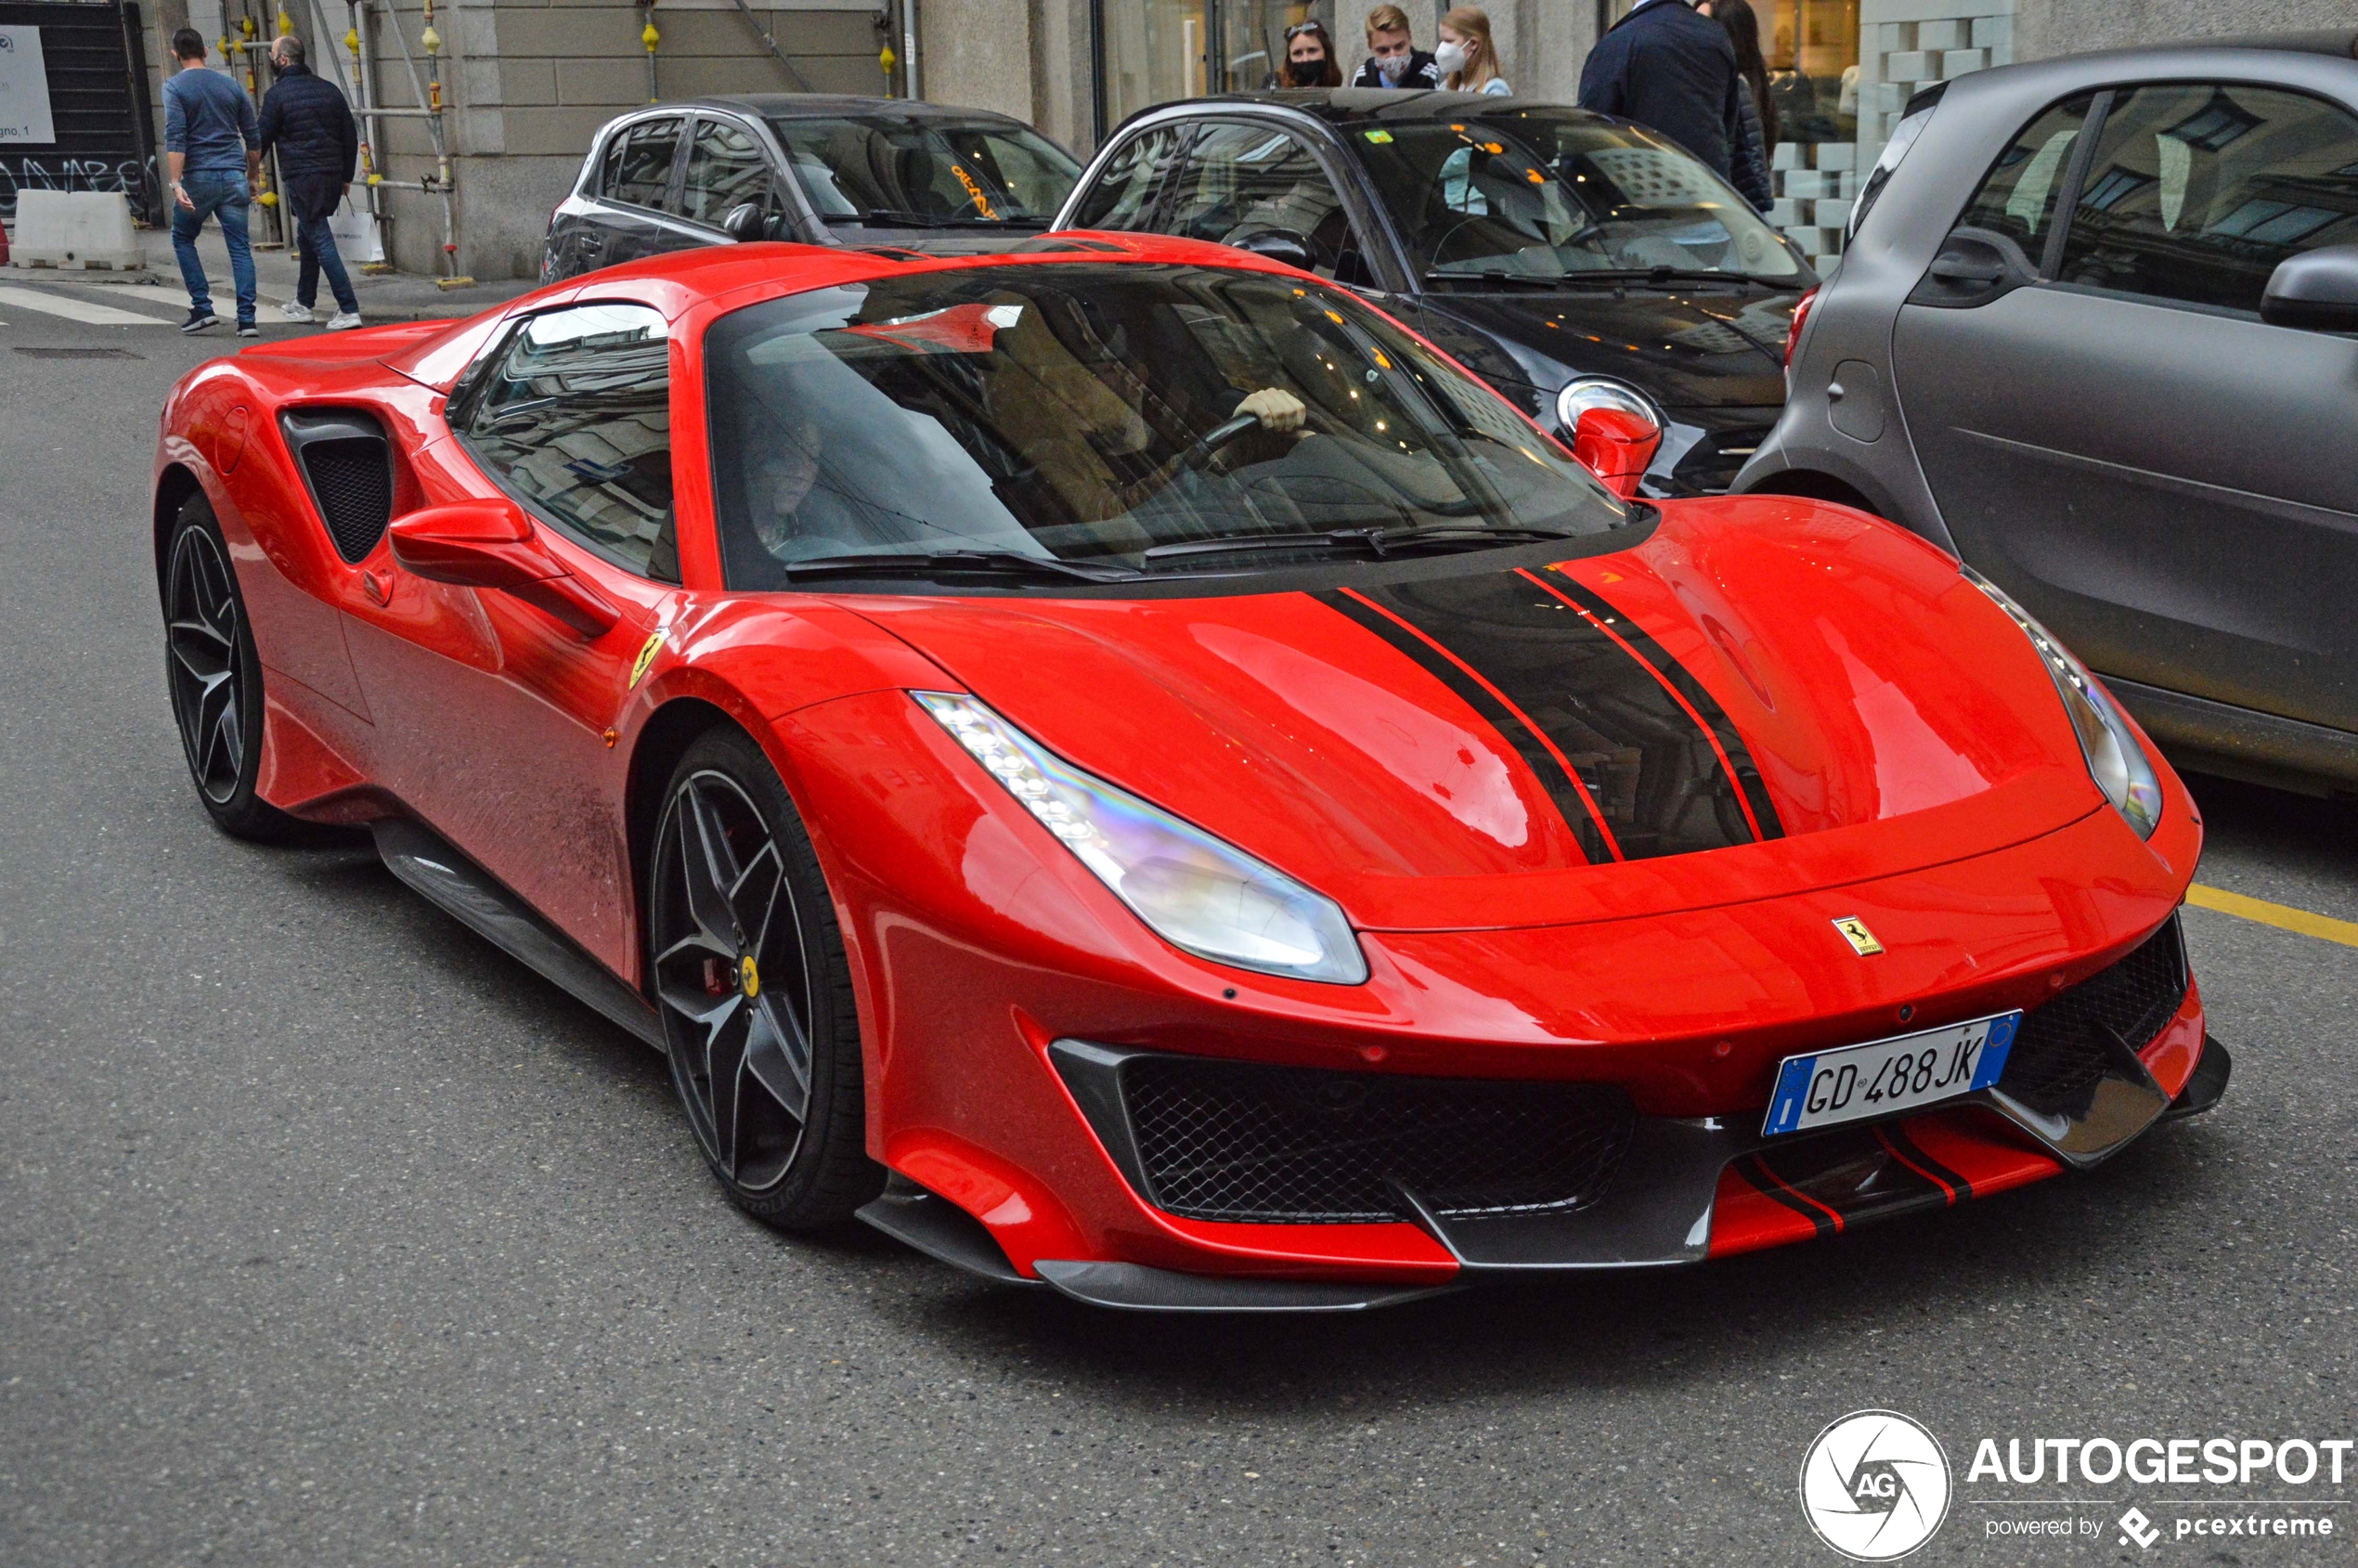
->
<box><xmin>628</xmin><ymin>629</ymin><xmax>665</xmax><ymax>689</ymax></box>
<box><xmin>1833</xmin><ymin>916</ymin><xmax>1885</xmax><ymax>956</ymax></box>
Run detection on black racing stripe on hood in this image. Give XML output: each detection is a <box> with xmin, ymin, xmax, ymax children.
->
<box><xmin>1311</xmin><ymin>589</ymin><xmax>1613</xmax><ymax>865</ymax></box>
<box><xmin>1339</xmin><ymin>570</ymin><xmax>1763</xmax><ymax>862</ymax></box>
<box><xmin>1532</xmin><ymin>567</ymin><xmax>1785</xmax><ymax>841</ymax></box>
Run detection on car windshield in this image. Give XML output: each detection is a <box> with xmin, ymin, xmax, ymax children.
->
<box><xmin>1351</xmin><ymin>109</ymin><xmax>1805</xmax><ymax>283</ymax></box>
<box><xmin>768</xmin><ymin>115</ymin><xmax>1081</xmax><ymax>226</ymax></box>
<box><xmin>704</xmin><ymin>262</ymin><xmax>1631</xmax><ymax>587</ymax></box>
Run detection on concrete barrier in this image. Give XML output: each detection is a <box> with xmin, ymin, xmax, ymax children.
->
<box><xmin>8</xmin><ymin>191</ymin><xmax>145</xmax><ymax>270</ymax></box>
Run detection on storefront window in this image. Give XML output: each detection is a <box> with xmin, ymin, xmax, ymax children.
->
<box><xmin>1095</xmin><ymin>1</ymin><xmax>1336</xmax><ymax>139</ymax></box>
<box><xmin>1765</xmin><ymin>0</ymin><xmax>1859</xmax><ymax>149</ymax></box>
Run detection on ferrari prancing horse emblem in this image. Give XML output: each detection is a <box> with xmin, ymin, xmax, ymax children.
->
<box><xmin>739</xmin><ymin>954</ymin><xmax>760</xmax><ymax>997</ymax></box>
<box><xmin>1832</xmin><ymin>916</ymin><xmax>1885</xmax><ymax>956</ymax></box>
<box><xmin>628</xmin><ymin>629</ymin><xmax>665</xmax><ymax>688</ymax></box>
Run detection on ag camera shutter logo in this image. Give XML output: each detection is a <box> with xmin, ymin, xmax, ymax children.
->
<box><xmin>1799</xmin><ymin>1409</ymin><xmax>1952</xmax><ymax>1560</ymax></box>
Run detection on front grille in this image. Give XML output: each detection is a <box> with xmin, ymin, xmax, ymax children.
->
<box><xmin>1998</xmin><ymin>915</ymin><xmax>2189</xmax><ymax>1117</ymax></box>
<box><xmin>301</xmin><ymin>437</ymin><xmax>394</xmax><ymax>564</ymax></box>
<box><xmin>1121</xmin><ymin>1056</ymin><xmax>1634</xmax><ymax>1225</ymax></box>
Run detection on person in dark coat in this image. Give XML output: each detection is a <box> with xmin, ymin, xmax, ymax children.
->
<box><xmin>1576</xmin><ymin>0</ymin><xmax>1744</xmax><ymax>179</ymax></box>
<box><xmin>1704</xmin><ymin>0</ymin><xmax>1777</xmax><ymax>210</ymax></box>
<box><xmin>258</xmin><ymin>33</ymin><xmax>364</xmax><ymax>328</ymax></box>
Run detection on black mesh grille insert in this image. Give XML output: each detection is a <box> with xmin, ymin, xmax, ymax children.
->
<box><xmin>1999</xmin><ymin>915</ymin><xmax>2189</xmax><ymax>1117</ymax></box>
<box><xmin>1121</xmin><ymin>1057</ymin><xmax>1635</xmax><ymax>1225</ymax></box>
<box><xmin>300</xmin><ymin>435</ymin><xmax>393</xmax><ymax>564</ymax></box>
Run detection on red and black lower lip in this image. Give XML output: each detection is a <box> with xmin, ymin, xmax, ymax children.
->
<box><xmin>1313</xmin><ymin>565</ymin><xmax>1782</xmax><ymax>864</ymax></box>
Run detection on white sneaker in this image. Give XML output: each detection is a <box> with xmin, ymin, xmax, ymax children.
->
<box><xmin>277</xmin><ymin>299</ymin><xmax>316</xmax><ymax>322</ymax></box>
<box><xmin>324</xmin><ymin>311</ymin><xmax>364</xmax><ymax>331</ymax></box>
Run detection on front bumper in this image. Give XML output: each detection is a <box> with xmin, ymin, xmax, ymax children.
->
<box><xmin>860</xmin><ymin>918</ymin><xmax>2217</xmax><ymax>1309</ymax></box>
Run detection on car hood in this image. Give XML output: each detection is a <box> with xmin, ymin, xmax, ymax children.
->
<box><xmin>1417</xmin><ymin>285</ymin><xmax>1795</xmax><ymax>409</ymax></box>
<box><xmin>841</xmin><ymin>498</ymin><xmax>2107</xmax><ymax>932</ymax></box>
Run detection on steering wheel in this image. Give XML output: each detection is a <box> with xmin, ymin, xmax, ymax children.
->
<box><xmin>1178</xmin><ymin>413</ymin><xmax>1263</xmax><ymax>473</ymax></box>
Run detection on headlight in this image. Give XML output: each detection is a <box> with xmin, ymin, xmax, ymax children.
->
<box><xmin>915</xmin><ymin>693</ymin><xmax>1369</xmax><ymax>984</ymax></box>
<box><xmin>1555</xmin><ymin>375</ymin><xmax>1660</xmax><ymax>435</ymax></box>
<box><xmin>1967</xmin><ymin>569</ymin><xmax>2162</xmax><ymax>838</ymax></box>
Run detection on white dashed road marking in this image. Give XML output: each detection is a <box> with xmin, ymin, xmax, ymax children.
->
<box><xmin>0</xmin><ymin>284</ymin><xmax>172</xmax><ymax>326</ymax></box>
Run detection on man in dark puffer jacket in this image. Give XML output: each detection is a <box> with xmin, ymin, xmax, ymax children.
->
<box><xmin>259</xmin><ymin>34</ymin><xmax>363</xmax><ymax>329</ymax></box>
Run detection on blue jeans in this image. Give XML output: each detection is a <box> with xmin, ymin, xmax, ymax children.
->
<box><xmin>289</xmin><ymin>184</ymin><xmax>360</xmax><ymax>316</ymax></box>
<box><xmin>171</xmin><ymin>172</ymin><xmax>256</xmax><ymax>324</ymax></box>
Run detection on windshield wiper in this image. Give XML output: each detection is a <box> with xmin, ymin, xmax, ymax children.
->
<box><xmin>1141</xmin><ymin>524</ymin><xmax>1582</xmax><ymax>568</ymax></box>
<box><xmin>778</xmin><ymin>550</ymin><xmax>1140</xmax><ymax>585</ymax></box>
<box><xmin>1422</xmin><ymin>268</ymin><xmax>1575</xmax><ymax>289</ymax></box>
<box><xmin>1557</xmin><ymin>266</ymin><xmax>1794</xmax><ymax>288</ymax></box>
<box><xmin>823</xmin><ymin>208</ymin><xmax>1044</xmax><ymax>228</ymax></box>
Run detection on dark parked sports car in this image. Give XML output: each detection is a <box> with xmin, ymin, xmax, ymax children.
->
<box><xmin>155</xmin><ymin>234</ymin><xmax>2224</xmax><ymax>1312</ymax></box>
<box><xmin>1052</xmin><ymin>91</ymin><xmax>1815</xmax><ymax>496</ymax></box>
<box><xmin>1738</xmin><ymin>32</ymin><xmax>2358</xmax><ymax>792</ymax></box>
<box><xmin>543</xmin><ymin>95</ymin><xmax>1083</xmax><ymax>282</ymax></box>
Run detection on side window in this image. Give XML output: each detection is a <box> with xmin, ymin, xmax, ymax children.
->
<box><xmin>2054</xmin><ymin>84</ymin><xmax>2358</xmax><ymax>315</ymax></box>
<box><xmin>459</xmin><ymin>303</ymin><xmax>679</xmax><ymax>582</ymax></box>
<box><xmin>595</xmin><ymin>131</ymin><xmax>628</xmax><ymax>199</ymax></box>
<box><xmin>1067</xmin><ymin>124</ymin><xmax>1192</xmax><ymax>230</ymax></box>
<box><xmin>1165</xmin><ymin>123</ymin><xmax>1370</xmax><ymax>283</ymax></box>
<box><xmin>608</xmin><ymin>118</ymin><xmax>683</xmax><ymax>211</ymax></box>
<box><xmin>1950</xmin><ymin>95</ymin><xmax>2095</xmax><ymax>260</ymax></box>
<box><xmin>682</xmin><ymin>118</ymin><xmax>779</xmax><ymax>228</ymax></box>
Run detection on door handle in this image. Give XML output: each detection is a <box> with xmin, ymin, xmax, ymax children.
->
<box><xmin>1928</xmin><ymin>254</ymin><xmax>2004</xmax><ymax>284</ymax></box>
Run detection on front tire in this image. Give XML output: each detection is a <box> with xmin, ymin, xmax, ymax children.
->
<box><xmin>648</xmin><ymin>727</ymin><xmax>881</xmax><ymax>1230</ymax></box>
<box><xmin>162</xmin><ymin>492</ymin><xmax>300</xmax><ymax>841</ymax></box>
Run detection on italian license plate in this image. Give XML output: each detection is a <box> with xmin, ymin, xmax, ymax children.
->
<box><xmin>1761</xmin><ymin>1012</ymin><xmax>2021</xmax><ymax>1137</ymax></box>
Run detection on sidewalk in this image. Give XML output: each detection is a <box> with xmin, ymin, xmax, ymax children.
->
<box><xmin>5</xmin><ymin>221</ymin><xmax>537</xmax><ymax>323</ymax></box>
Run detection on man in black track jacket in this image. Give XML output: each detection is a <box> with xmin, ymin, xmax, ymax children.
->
<box><xmin>259</xmin><ymin>34</ymin><xmax>364</xmax><ymax>328</ymax></box>
<box><xmin>1577</xmin><ymin>0</ymin><xmax>1744</xmax><ymax>179</ymax></box>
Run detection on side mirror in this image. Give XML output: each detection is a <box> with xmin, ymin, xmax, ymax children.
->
<box><xmin>1233</xmin><ymin>229</ymin><xmax>1317</xmax><ymax>273</ymax></box>
<box><xmin>2261</xmin><ymin>242</ymin><xmax>2358</xmax><ymax>332</ymax></box>
<box><xmin>1556</xmin><ymin>378</ymin><xmax>1664</xmax><ymax>499</ymax></box>
<box><xmin>387</xmin><ymin>503</ymin><xmax>619</xmax><ymax>637</ymax></box>
<box><xmin>722</xmin><ymin>202</ymin><xmax>772</xmax><ymax>243</ymax></box>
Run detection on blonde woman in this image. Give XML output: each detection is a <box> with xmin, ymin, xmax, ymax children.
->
<box><xmin>1437</xmin><ymin>7</ymin><xmax>1510</xmax><ymax>96</ymax></box>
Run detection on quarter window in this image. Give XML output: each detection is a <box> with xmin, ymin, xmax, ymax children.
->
<box><xmin>1950</xmin><ymin>95</ymin><xmax>2095</xmax><ymax>259</ymax></box>
<box><xmin>2054</xmin><ymin>84</ymin><xmax>2358</xmax><ymax>315</ymax></box>
<box><xmin>459</xmin><ymin>303</ymin><xmax>679</xmax><ymax>582</ymax></box>
<box><xmin>682</xmin><ymin>118</ymin><xmax>779</xmax><ymax>228</ymax></box>
<box><xmin>606</xmin><ymin>118</ymin><xmax>682</xmax><ymax>211</ymax></box>
<box><xmin>1066</xmin><ymin>124</ymin><xmax>1192</xmax><ymax>230</ymax></box>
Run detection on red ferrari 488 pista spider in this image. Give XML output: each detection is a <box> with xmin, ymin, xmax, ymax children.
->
<box><xmin>153</xmin><ymin>233</ymin><xmax>2228</xmax><ymax>1311</ymax></box>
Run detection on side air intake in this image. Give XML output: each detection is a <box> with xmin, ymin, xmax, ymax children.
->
<box><xmin>280</xmin><ymin>409</ymin><xmax>394</xmax><ymax>564</ymax></box>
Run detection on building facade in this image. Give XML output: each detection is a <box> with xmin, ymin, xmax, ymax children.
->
<box><xmin>111</xmin><ymin>0</ymin><xmax>2353</xmax><ymax>279</ymax></box>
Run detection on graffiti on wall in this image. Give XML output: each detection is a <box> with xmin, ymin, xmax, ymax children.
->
<box><xmin>0</xmin><ymin>154</ymin><xmax>157</xmax><ymax>215</ymax></box>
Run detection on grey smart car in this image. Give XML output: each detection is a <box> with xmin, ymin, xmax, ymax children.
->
<box><xmin>1736</xmin><ymin>32</ymin><xmax>2358</xmax><ymax>791</ymax></box>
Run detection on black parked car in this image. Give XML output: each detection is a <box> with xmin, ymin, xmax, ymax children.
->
<box><xmin>543</xmin><ymin>95</ymin><xmax>1084</xmax><ymax>282</ymax></box>
<box><xmin>1051</xmin><ymin>91</ymin><xmax>1816</xmax><ymax>495</ymax></box>
<box><xmin>1737</xmin><ymin>33</ymin><xmax>2358</xmax><ymax>791</ymax></box>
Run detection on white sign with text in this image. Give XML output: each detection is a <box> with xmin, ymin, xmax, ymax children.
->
<box><xmin>0</xmin><ymin>28</ymin><xmax>58</xmax><ymax>144</ymax></box>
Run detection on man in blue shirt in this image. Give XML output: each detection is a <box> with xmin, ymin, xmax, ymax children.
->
<box><xmin>162</xmin><ymin>29</ymin><xmax>263</xmax><ymax>335</ymax></box>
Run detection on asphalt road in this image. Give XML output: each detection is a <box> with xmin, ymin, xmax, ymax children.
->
<box><xmin>4</xmin><ymin>275</ymin><xmax>2357</xmax><ymax>1568</ymax></box>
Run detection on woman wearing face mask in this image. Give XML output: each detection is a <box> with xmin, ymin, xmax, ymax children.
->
<box><xmin>1264</xmin><ymin>19</ymin><xmax>1343</xmax><ymax>89</ymax></box>
<box><xmin>1436</xmin><ymin>7</ymin><xmax>1509</xmax><ymax>96</ymax></box>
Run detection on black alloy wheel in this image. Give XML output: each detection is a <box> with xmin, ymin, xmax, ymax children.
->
<box><xmin>649</xmin><ymin>727</ymin><xmax>880</xmax><ymax>1228</ymax></box>
<box><xmin>162</xmin><ymin>494</ymin><xmax>297</xmax><ymax>840</ymax></box>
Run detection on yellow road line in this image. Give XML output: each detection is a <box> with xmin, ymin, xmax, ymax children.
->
<box><xmin>2187</xmin><ymin>884</ymin><xmax>2358</xmax><ymax>950</ymax></box>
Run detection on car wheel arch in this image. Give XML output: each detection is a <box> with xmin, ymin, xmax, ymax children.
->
<box><xmin>1742</xmin><ymin>468</ymin><xmax>1886</xmax><ymax>517</ymax></box>
<box><xmin>154</xmin><ymin>461</ymin><xmax>205</xmax><ymax>593</ymax></box>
